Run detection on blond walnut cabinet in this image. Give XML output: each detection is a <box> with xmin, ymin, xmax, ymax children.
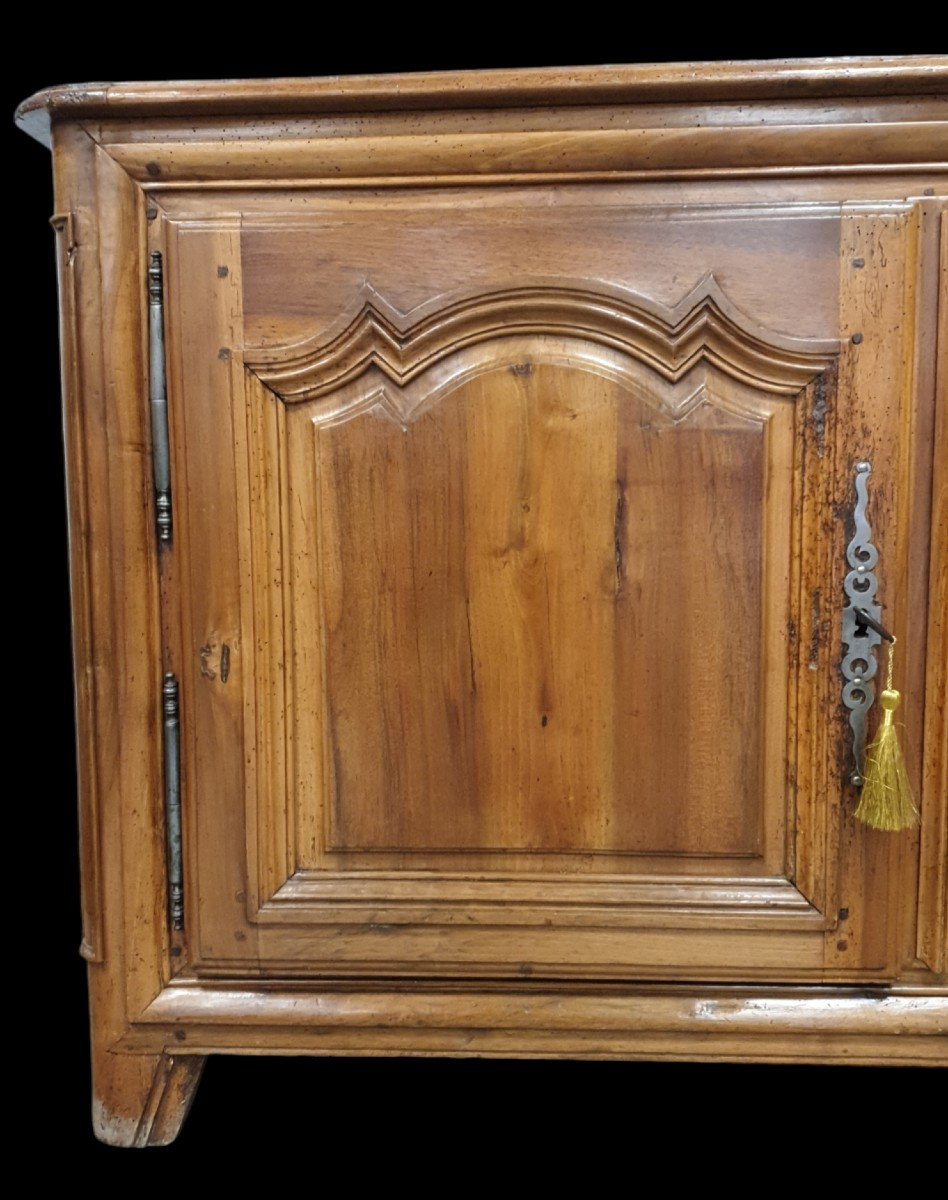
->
<box><xmin>17</xmin><ymin>58</ymin><xmax>948</xmax><ymax>1146</ymax></box>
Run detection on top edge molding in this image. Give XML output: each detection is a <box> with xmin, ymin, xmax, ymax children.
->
<box><xmin>15</xmin><ymin>57</ymin><xmax>948</xmax><ymax>148</ymax></box>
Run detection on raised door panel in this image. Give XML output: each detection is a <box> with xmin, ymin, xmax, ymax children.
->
<box><xmin>270</xmin><ymin>353</ymin><xmax>794</xmax><ymax>872</ymax></box>
<box><xmin>312</xmin><ymin>366</ymin><xmax>773</xmax><ymax>860</ymax></box>
<box><xmin>160</xmin><ymin>195</ymin><xmax>918</xmax><ymax>982</ymax></box>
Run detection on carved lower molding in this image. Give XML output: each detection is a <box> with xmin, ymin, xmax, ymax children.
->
<box><xmin>246</xmin><ymin>275</ymin><xmax>839</xmax><ymax>418</ymax></box>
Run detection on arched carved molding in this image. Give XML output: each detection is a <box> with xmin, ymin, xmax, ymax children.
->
<box><xmin>259</xmin><ymin>335</ymin><xmax>776</xmax><ymax>432</ymax></box>
<box><xmin>245</xmin><ymin>274</ymin><xmax>839</xmax><ymax>423</ymax></box>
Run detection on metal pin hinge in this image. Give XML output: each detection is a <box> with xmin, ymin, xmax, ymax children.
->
<box><xmin>148</xmin><ymin>251</ymin><xmax>173</xmax><ymax>544</ymax></box>
<box><xmin>163</xmin><ymin>673</ymin><xmax>184</xmax><ymax>930</ymax></box>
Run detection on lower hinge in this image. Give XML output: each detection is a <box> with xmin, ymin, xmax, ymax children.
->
<box><xmin>163</xmin><ymin>673</ymin><xmax>184</xmax><ymax>930</ymax></box>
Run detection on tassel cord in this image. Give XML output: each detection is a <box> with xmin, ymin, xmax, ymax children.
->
<box><xmin>853</xmin><ymin>636</ymin><xmax>919</xmax><ymax>832</ymax></box>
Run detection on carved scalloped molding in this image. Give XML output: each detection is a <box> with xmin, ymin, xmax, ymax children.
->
<box><xmin>245</xmin><ymin>274</ymin><xmax>839</xmax><ymax>424</ymax></box>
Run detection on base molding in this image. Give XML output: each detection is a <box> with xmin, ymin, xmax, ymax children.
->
<box><xmin>110</xmin><ymin>983</ymin><xmax>947</xmax><ymax>1067</ymax></box>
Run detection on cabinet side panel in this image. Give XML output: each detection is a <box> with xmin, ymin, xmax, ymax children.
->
<box><xmin>90</xmin><ymin>141</ymin><xmax>169</xmax><ymax>1020</ymax></box>
<box><xmin>49</xmin><ymin>123</ymin><xmax>168</xmax><ymax>1056</ymax></box>
<box><xmin>50</xmin><ymin>182</ymin><xmax>103</xmax><ymax>963</ymax></box>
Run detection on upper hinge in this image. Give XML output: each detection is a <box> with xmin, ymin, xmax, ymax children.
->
<box><xmin>148</xmin><ymin>251</ymin><xmax>173</xmax><ymax>544</ymax></box>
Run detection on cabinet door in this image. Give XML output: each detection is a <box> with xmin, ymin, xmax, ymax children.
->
<box><xmin>162</xmin><ymin>194</ymin><xmax>927</xmax><ymax>983</ymax></box>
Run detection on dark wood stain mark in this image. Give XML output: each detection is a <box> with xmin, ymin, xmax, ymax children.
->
<box><xmin>541</xmin><ymin>713</ymin><xmax>548</xmax><ymax>727</ymax></box>
<box><xmin>811</xmin><ymin>374</ymin><xmax>828</xmax><ymax>458</ymax></box>
<box><xmin>218</xmin><ymin>347</ymin><xmax>231</xmax><ymax>361</ymax></box>
<box><xmin>465</xmin><ymin>604</ymin><xmax>477</xmax><ymax>695</ymax></box>
<box><xmin>220</xmin><ymin>643</ymin><xmax>230</xmax><ymax>684</ymax></box>
<box><xmin>330</xmin><ymin>712</ymin><xmax>344</xmax><ymax>841</ymax></box>
<box><xmin>199</xmin><ymin>643</ymin><xmax>216</xmax><ymax>681</ymax></box>
<box><xmin>509</xmin><ymin>362</ymin><xmax>532</xmax><ymax>377</ymax></box>
<box><xmin>809</xmin><ymin>589</ymin><xmax>822</xmax><ymax>671</ymax></box>
<box><xmin>145</xmin><ymin>160</ymin><xmax>160</xmax><ymax>177</ymax></box>
<box><xmin>614</xmin><ymin>475</ymin><xmax>628</xmax><ymax>591</ymax></box>
<box><xmin>217</xmin><ymin>265</ymin><xmax>229</xmax><ymax>278</ymax></box>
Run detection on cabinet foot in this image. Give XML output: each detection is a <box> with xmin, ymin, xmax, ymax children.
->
<box><xmin>92</xmin><ymin>1051</ymin><xmax>205</xmax><ymax>1147</ymax></box>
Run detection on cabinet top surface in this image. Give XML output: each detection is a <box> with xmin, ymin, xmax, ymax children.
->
<box><xmin>16</xmin><ymin>56</ymin><xmax>948</xmax><ymax>147</ymax></box>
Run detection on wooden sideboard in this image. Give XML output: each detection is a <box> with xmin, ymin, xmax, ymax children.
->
<box><xmin>17</xmin><ymin>58</ymin><xmax>948</xmax><ymax>1145</ymax></box>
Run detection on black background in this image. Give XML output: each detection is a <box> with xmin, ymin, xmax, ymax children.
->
<box><xmin>9</xmin><ymin>37</ymin><xmax>943</xmax><ymax>1164</ymax></box>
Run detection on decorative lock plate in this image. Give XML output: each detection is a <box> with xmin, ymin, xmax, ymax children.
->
<box><xmin>841</xmin><ymin>461</ymin><xmax>883</xmax><ymax>786</ymax></box>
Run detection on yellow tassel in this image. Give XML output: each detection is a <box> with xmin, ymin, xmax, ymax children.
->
<box><xmin>854</xmin><ymin>637</ymin><xmax>918</xmax><ymax>832</ymax></box>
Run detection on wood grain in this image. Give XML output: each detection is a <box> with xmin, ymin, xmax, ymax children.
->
<box><xmin>822</xmin><ymin>207</ymin><xmax>932</xmax><ymax>978</ymax></box>
<box><xmin>84</xmin><ymin>97</ymin><xmax>948</xmax><ymax>144</ymax></box>
<box><xmin>50</xmin><ymin>207</ymin><xmax>103</xmax><ymax>963</ymax></box>
<box><xmin>165</xmin><ymin>222</ymin><xmax>254</xmax><ymax>961</ymax></box>
<box><xmin>240</xmin><ymin>210</ymin><xmax>843</xmax><ymax>353</ymax></box>
<box><xmin>314</xmin><ymin>365</ymin><xmax>769</xmax><ymax>856</ymax></box>
<box><xmin>98</xmin><ymin>123</ymin><xmax>948</xmax><ymax>187</ymax></box>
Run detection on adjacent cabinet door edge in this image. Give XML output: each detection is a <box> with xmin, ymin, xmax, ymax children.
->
<box><xmin>919</xmin><ymin>207</ymin><xmax>948</xmax><ymax>973</ymax></box>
